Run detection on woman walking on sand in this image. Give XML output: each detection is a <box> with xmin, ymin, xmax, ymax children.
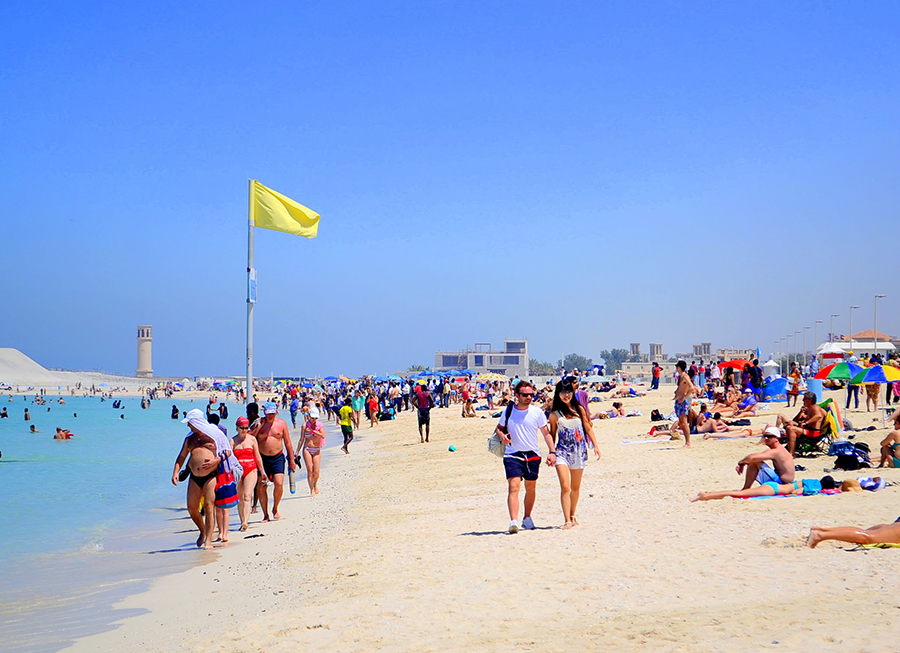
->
<box><xmin>300</xmin><ymin>407</ymin><xmax>325</xmax><ymax>496</ymax></box>
<box><xmin>548</xmin><ymin>380</ymin><xmax>601</xmax><ymax>529</ymax></box>
<box><xmin>232</xmin><ymin>416</ymin><xmax>267</xmax><ymax>531</ymax></box>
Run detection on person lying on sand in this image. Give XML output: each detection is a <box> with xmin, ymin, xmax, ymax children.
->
<box><xmin>807</xmin><ymin>518</ymin><xmax>900</xmax><ymax>548</ymax></box>
<box><xmin>691</xmin><ymin>474</ymin><xmax>835</xmax><ymax>502</ymax></box>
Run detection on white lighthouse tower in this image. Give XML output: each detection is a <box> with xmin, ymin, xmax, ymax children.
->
<box><xmin>136</xmin><ymin>325</ymin><xmax>153</xmax><ymax>378</ymax></box>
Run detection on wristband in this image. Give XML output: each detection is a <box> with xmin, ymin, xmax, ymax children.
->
<box><xmin>548</xmin><ymin>451</ymin><xmax>557</xmax><ymax>455</ymax></box>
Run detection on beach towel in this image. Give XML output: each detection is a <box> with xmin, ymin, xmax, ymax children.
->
<box><xmin>214</xmin><ymin>454</ymin><xmax>239</xmax><ymax>510</ymax></box>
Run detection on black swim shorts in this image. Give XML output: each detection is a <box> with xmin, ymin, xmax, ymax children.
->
<box><xmin>503</xmin><ymin>451</ymin><xmax>541</xmax><ymax>481</ymax></box>
<box><xmin>260</xmin><ymin>451</ymin><xmax>286</xmax><ymax>477</ymax></box>
<box><xmin>417</xmin><ymin>408</ymin><xmax>430</xmax><ymax>427</ymax></box>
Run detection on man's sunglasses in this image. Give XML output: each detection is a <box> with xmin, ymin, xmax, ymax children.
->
<box><xmin>517</xmin><ymin>392</ymin><xmax>535</xmax><ymax>398</ymax></box>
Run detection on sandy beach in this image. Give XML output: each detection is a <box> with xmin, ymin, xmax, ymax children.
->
<box><xmin>59</xmin><ymin>387</ymin><xmax>900</xmax><ymax>652</ymax></box>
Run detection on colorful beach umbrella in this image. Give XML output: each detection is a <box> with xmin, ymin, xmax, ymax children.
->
<box><xmin>848</xmin><ymin>364</ymin><xmax>900</xmax><ymax>385</ymax></box>
<box><xmin>814</xmin><ymin>361</ymin><xmax>864</xmax><ymax>380</ymax></box>
<box><xmin>717</xmin><ymin>359</ymin><xmax>751</xmax><ymax>370</ymax></box>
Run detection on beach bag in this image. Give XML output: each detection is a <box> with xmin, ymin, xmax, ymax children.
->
<box><xmin>650</xmin><ymin>409</ymin><xmax>664</xmax><ymax>422</ymax></box>
<box><xmin>214</xmin><ymin>454</ymin><xmax>239</xmax><ymax>509</ymax></box>
<box><xmin>487</xmin><ymin>404</ymin><xmax>515</xmax><ymax>458</ymax></box>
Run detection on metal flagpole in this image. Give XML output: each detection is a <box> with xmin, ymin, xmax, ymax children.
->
<box><xmin>246</xmin><ymin>179</ymin><xmax>256</xmax><ymax>404</ymax></box>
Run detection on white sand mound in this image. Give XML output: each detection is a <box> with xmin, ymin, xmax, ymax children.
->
<box><xmin>0</xmin><ymin>348</ymin><xmax>61</xmax><ymax>384</ymax></box>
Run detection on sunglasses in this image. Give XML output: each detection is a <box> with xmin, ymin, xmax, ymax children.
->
<box><xmin>517</xmin><ymin>392</ymin><xmax>535</xmax><ymax>398</ymax></box>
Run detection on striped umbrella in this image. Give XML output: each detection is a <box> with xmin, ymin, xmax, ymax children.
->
<box><xmin>814</xmin><ymin>361</ymin><xmax>864</xmax><ymax>380</ymax></box>
<box><xmin>848</xmin><ymin>364</ymin><xmax>900</xmax><ymax>385</ymax></box>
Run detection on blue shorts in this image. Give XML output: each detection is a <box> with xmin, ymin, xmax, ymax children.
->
<box><xmin>674</xmin><ymin>399</ymin><xmax>690</xmax><ymax>417</ymax></box>
<box><xmin>260</xmin><ymin>452</ymin><xmax>285</xmax><ymax>478</ymax></box>
<box><xmin>503</xmin><ymin>451</ymin><xmax>541</xmax><ymax>481</ymax></box>
<box><xmin>755</xmin><ymin>462</ymin><xmax>782</xmax><ymax>486</ymax></box>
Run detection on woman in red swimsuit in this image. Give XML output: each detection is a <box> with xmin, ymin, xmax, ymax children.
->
<box><xmin>232</xmin><ymin>416</ymin><xmax>267</xmax><ymax>531</ymax></box>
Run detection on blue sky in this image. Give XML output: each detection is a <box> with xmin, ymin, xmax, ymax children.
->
<box><xmin>2</xmin><ymin>1</ymin><xmax>898</xmax><ymax>377</ymax></box>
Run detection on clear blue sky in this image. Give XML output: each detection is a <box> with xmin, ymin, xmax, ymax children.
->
<box><xmin>2</xmin><ymin>1</ymin><xmax>898</xmax><ymax>377</ymax></box>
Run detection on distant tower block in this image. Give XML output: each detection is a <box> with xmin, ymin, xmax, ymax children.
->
<box><xmin>136</xmin><ymin>325</ymin><xmax>153</xmax><ymax>378</ymax></box>
<box><xmin>630</xmin><ymin>343</ymin><xmax>641</xmax><ymax>357</ymax></box>
<box><xmin>650</xmin><ymin>343</ymin><xmax>665</xmax><ymax>363</ymax></box>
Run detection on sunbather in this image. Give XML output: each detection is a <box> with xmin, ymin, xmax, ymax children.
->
<box><xmin>877</xmin><ymin>429</ymin><xmax>900</xmax><ymax>468</ymax></box>
<box><xmin>807</xmin><ymin>519</ymin><xmax>900</xmax><ymax>548</ymax></box>
<box><xmin>690</xmin><ymin>475</ymin><xmax>835</xmax><ymax>502</ymax></box>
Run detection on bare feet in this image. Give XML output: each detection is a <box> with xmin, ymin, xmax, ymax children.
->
<box><xmin>202</xmin><ymin>541</ymin><xmax>214</xmax><ymax>550</ymax></box>
<box><xmin>196</xmin><ymin>533</ymin><xmax>204</xmax><ymax>547</ymax></box>
<box><xmin>806</xmin><ymin>527</ymin><xmax>824</xmax><ymax>548</ymax></box>
<box><xmin>563</xmin><ymin>522</ymin><xmax>573</xmax><ymax>530</ymax></box>
<box><xmin>273</xmin><ymin>511</ymin><xmax>281</xmax><ymax>520</ymax></box>
<box><xmin>239</xmin><ymin>524</ymin><xmax>248</xmax><ymax>532</ymax></box>
<box><xmin>683</xmin><ymin>443</ymin><xmax>691</xmax><ymax>448</ymax></box>
<box><xmin>571</xmin><ymin>516</ymin><xmax>579</xmax><ymax>526</ymax></box>
<box><xmin>262</xmin><ymin>516</ymin><xmax>270</xmax><ymax>523</ymax></box>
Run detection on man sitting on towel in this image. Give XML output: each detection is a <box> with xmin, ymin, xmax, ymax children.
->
<box><xmin>735</xmin><ymin>426</ymin><xmax>795</xmax><ymax>489</ymax></box>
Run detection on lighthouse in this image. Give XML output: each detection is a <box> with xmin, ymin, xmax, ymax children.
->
<box><xmin>136</xmin><ymin>325</ymin><xmax>153</xmax><ymax>378</ymax></box>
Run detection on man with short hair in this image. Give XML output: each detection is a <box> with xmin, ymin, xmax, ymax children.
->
<box><xmin>495</xmin><ymin>380</ymin><xmax>556</xmax><ymax>533</ymax></box>
<box><xmin>674</xmin><ymin>361</ymin><xmax>694</xmax><ymax>447</ymax></box>
<box><xmin>777</xmin><ymin>391</ymin><xmax>827</xmax><ymax>457</ymax></box>
<box><xmin>256</xmin><ymin>402</ymin><xmax>296</xmax><ymax>521</ymax></box>
<box><xmin>736</xmin><ymin>426</ymin><xmax>795</xmax><ymax>489</ymax></box>
<box><xmin>651</xmin><ymin>362</ymin><xmax>661</xmax><ymax>390</ymax></box>
<box><xmin>413</xmin><ymin>383</ymin><xmax>434</xmax><ymax>443</ymax></box>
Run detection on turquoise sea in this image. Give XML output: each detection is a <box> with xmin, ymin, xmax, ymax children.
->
<box><xmin>0</xmin><ymin>394</ymin><xmax>286</xmax><ymax>652</ymax></box>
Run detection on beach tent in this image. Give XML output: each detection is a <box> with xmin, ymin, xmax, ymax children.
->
<box><xmin>760</xmin><ymin>378</ymin><xmax>788</xmax><ymax>402</ymax></box>
<box><xmin>762</xmin><ymin>359</ymin><xmax>780</xmax><ymax>380</ymax></box>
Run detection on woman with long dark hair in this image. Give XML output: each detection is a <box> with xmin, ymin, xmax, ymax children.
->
<box><xmin>548</xmin><ymin>380</ymin><xmax>601</xmax><ymax>529</ymax></box>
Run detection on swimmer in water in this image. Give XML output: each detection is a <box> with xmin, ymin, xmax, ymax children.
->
<box><xmin>30</xmin><ymin>424</ymin><xmax>40</xmax><ymax>433</ymax></box>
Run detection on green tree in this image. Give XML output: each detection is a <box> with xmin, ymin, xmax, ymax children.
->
<box><xmin>529</xmin><ymin>359</ymin><xmax>557</xmax><ymax>375</ymax></box>
<box><xmin>599</xmin><ymin>348</ymin><xmax>630</xmax><ymax>374</ymax></box>
<box><xmin>557</xmin><ymin>353</ymin><xmax>593</xmax><ymax>371</ymax></box>
<box><xmin>407</xmin><ymin>364</ymin><xmax>427</xmax><ymax>373</ymax></box>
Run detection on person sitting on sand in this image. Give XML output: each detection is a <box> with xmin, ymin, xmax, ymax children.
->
<box><xmin>729</xmin><ymin>390</ymin><xmax>759</xmax><ymax>418</ymax></box>
<box><xmin>776</xmin><ymin>391</ymin><xmax>826</xmax><ymax>457</ymax></box>
<box><xmin>171</xmin><ymin>432</ymin><xmax>220</xmax><ymax>549</ymax></box>
<box><xmin>877</xmin><ymin>428</ymin><xmax>900</xmax><ymax>468</ymax></box>
<box><xmin>691</xmin><ymin>474</ymin><xmax>835</xmax><ymax>502</ymax></box>
<box><xmin>710</xmin><ymin>388</ymin><xmax>742</xmax><ymax>415</ymax></box>
<box><xmin>733</xmin><ymin>427</ymin><xmax>794</xmax><ymax>488</ymax></box>
<box><xmin>462</xmin><ymin>397</ymin><xmax>476</xmax><ymax>418</ymax></box>
<box><xmin>807</xmin><ymin>518</ymin><xmax>900</xmax><ymax>548</ymax></box>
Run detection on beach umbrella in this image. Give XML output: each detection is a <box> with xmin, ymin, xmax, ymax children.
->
<box><xmin>324</xmin><ymin>376</ymin><xmax>338</xmax><ymax>381</ymax></box>
<box><xmin>374</xmin><ymin>375</ymin><xmax>389</xmax><ymax>382</ymax></box>
<box><xmin>388</xmin><ymin>375</ymin><xmax>402</xmax><ymax>381</ymax></box>
<box><xmin>848</xmin><ymin>364</ymin><xmax>900</xmax><ymax>385</ymax></box>
<box><xmin>301</xmin><ymin>382</ymin><xmax>314</xmax><ymax>388</ymax></box>
<box><xmin>446</xmin><ymin>369</ymin><xmax>462</xmax><ymax>376</ymax></box>
<box><xmin>814</xmin><ymin>361</ymin><xmax>864</xmax><ymax>380</ymax></box>
<box><xmin>717</xmin><ymin>359</ymin><xmax>751</xmax><ymax>370</ymax></box>
<box><xmin>460</xmin><ymin>369</ymin><xmax>476</xmax><ymax>375</ymax></box>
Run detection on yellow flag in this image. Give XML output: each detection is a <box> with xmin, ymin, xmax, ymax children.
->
<box><xmin>251</xmin><ymin>180</ymin><xmax>320</xmax><ymax>238</ymax></box>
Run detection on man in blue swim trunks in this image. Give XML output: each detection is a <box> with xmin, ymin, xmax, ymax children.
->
<box><xmin>736</xmin><ymin>426</ymin><xmax>795</xmax><ymax>489</ymax></box>
<box><xmin>256</xmin><ymin>402</ymin><xmax>296</xmax><ymax>522</ymax></box>
<box><xmin>673</xmin><ymin>361</ymin><xmax>695</xmax><ymax>447</ymax></box>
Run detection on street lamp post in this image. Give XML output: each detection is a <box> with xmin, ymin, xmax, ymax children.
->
<box><xmin>815</xmin><ymin>320</ymin><xmax>823</xmax><ymax>367</ymax></box>
<box><xmin>875</xmin><ymin>295</ymin><xmax>886</xmax><ymax>360</ymax></box>
<box><xmin>830</xmin><ymin>314</ymin><xmax>839</xmax><ymax>343</ymax></box>
<box><xmin>849</xmin><ymin>305</ymin><xmax>860</xmax><ymax>357</ymax></box>
<box><xmin>803</xmin><ymin>326</ymin><xmax>811</xmax><ymax>366</ymax></box>
<box><xmin>787</xmin><ymin>334</ymin><xmax>793</xmax><ymax>370</ymax></box>
<box><xmin>795</xmin><ymin>330</ymin><xmax>800</xmax><ymax>368</ymax></box>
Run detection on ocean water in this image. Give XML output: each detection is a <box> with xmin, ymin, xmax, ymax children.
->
<box><xmin>0</xmin><ymin>394</ymin><xmax>258</xmax><ymax>652</ymax></box>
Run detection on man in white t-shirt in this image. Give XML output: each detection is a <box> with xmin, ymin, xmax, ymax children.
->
<box><xmin>495</xmin><ymin>380</ymin><xmax>555</xmax><ymax>533</ymax></box>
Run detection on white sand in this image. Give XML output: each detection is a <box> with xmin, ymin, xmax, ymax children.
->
<box><xmin>65</xmin><ymin>388</ymin><xmax>900</xmax><ymax>651</ymax></box>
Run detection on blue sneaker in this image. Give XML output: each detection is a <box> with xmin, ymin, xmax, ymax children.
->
<box><xmin>522</xmin><ymin>516</ymin><xmax>535</xmax><ymax>530</ymax></box>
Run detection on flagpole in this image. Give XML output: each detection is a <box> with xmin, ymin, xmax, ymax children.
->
<box><xmin>246</xmin><ymin>179</ymin><xmax>255</xmax><ymax>404</ymax></box>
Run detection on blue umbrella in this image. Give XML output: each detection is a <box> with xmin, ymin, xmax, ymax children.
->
<box><xmin>446</xmin><ymin>369</ymin><xmax>461</xmax><ymax>376</ymax></box>
<box><xmin>460</xmin><ymin>369</ymin><xmax>476</xmax><ymax>375</ymax></box>
<box><xmin>388</xmin><ymin>375</ymin><xmax>402</xmax><ymax>381</ymax></box>
<box><xmin>324</xmin><ymin>376</ymin><xmax>338</xmax><ymax>381</ymax></box>
<box><xmin>301</xmin><ymin>382</ymin><xmax>314</xmax><ymax>388</ymax></box>
<box><xmin>374</xmin><ymin>375</ymin><xmax>389</xmax><ymax>382</ymax></box>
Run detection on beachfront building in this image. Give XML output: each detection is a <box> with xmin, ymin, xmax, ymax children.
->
<box><xmin>693</xmin><ymin>343</ymin><xmax>712</xmax><ymax>358</ymax></box>
<box><xmin>716</xmin><ymin>347</ymin><xmax>756</xmax><ymax>361</ymax></box>
<box><xmin>836</xmin><ymin>330</ymin><xmax>897</xmax><ymax>357</ymax></box>
<box><xmin>649</xmin><ymin>343</ymin><xmax>666</xmax><ymax>363</ymax></box>
<box><xmin>136</xmin><ymin>325</ymin><xmax>153</xmax><ymax>378</ymax></box>
<box><xmin>434</xmin><ymin>339</ymin><xmax>529</xmax><ymax>379</ymax></box>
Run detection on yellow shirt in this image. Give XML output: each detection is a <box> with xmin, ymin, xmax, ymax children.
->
<box><xmin>339</xmin><ymin>405</ymin><xmax>353</xmax><ymax>427</ymax></box>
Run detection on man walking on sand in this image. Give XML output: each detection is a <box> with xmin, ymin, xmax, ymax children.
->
<box><xmin>256</xmin><ymin>402</ymin><xmax>296</xmax><ymax>521</ymax></box>
<box><xmin>413</xmin><ymin>382</ymin><xmax>434</xmax><ymax>443</ymax></box>
<box><xmin>495</xmin><ymin>380</ymin><xmax>556</xmax><ymax>534</ymax></box>
<box><xmin>674</xmin><ymin>360</ymin><xmax>694</xmax><ymax>447</ymax></box>
<box><xmin>736</xmin><ymin>426</ymin><xmax>795</xmax><ymax>489</ymax></box>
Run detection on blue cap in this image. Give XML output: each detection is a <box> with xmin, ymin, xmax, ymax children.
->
<box><xmin>263</xmin><ymin>402</ymin><xmax>278</xmax><ymax>414</ymax></box>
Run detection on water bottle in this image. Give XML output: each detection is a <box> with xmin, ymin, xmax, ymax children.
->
<box><xmin>288</xmin><ymin>468</ymin><xmax>296</xmax><ymax>494</ymax></box>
